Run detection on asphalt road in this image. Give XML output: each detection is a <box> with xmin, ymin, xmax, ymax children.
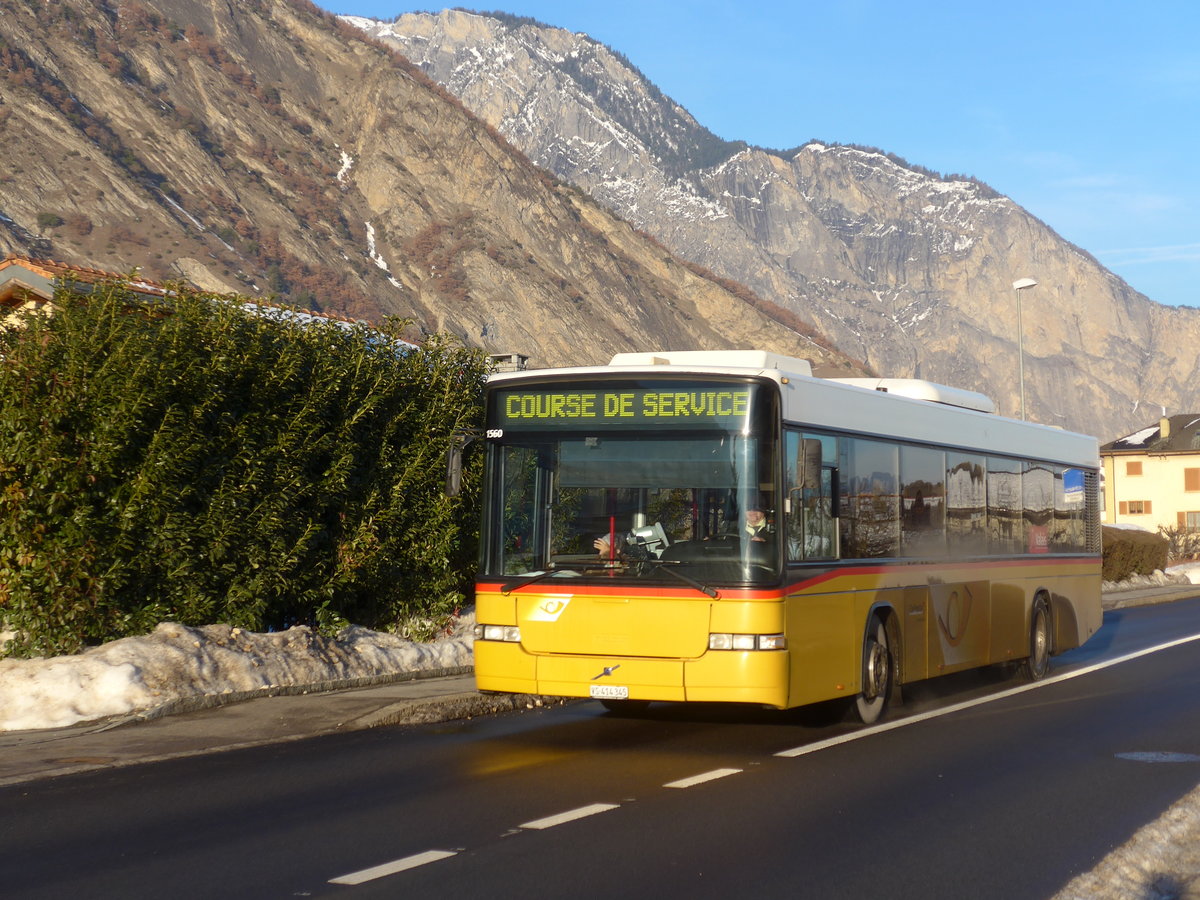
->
<box><xmin>4</xmin><ymin>598</ymin><xmax>1200</xmax><ymax>899</ymax></box>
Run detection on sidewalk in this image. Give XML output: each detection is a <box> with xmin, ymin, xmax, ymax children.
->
<box><xmin>1100</xmin><ymin>583</ymin><xmax>1200</xmax><ymax>610</ymax></box>
<box><xmin>0</xmin><ymin>584</ymin><xmax>1195</xmax><ymax>787</ymax></box>
<box><xmin>0</xmin><ymin>671</ymin><xmax>561</xmax><ymax>787</ymax></box>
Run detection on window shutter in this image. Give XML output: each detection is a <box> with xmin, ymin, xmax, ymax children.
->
<box><xmin>1180</xmin><ymin>512</ymin><xmax>1188</xmax><ymax>527</ymax></box>
<box><xmin>1126</xmin><ymin>461</ymin><xmax>1143</xmax><ymax>476</ymax></box>
<box><xmin>1119</xmin><ymin>501</ymin><xmax>1128</xmax><ymax>515</ymax></box>
<box><xmin>1185</xmin><ymin>468</ymin><xmax>1200</xmax><ymax>491</ymax></box>
<box><xmin>1145</xmin><ymin>501</ymin><xmax>1153</xmax><ymax>514</ymax></box>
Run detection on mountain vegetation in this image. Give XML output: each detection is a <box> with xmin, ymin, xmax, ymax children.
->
<box><xmin>363</xmin><ymin>9</ymin><xmax>1200</xmax><ymax>438</ymax></box>
<box><xmin>0</xmin><ymin>0</ymin><xmax>861</xmax><ymax>378</ymax></box>
<box><xmin>5</xmin><ymin>0</ymin><xmax>1197</xmax><ymax>441</ymax></box>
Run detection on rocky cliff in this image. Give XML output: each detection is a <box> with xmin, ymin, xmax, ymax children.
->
<box><xmin>357</xmin><ymin>9</ymin><xmax>1200</xmax><ymax>439</ymax></box>
<box><xmin>0</xmin><ymin>0</ymin><xmax>861</xmax><ymax>375</ymax></box>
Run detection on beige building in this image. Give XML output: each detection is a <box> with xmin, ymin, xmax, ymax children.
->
<box><xmin>0</xmin><ymin>255</ymin><xmax>172</xmax><ymax>323</ymax></box>
<box><xmin>1100</xmin><ymin>415</ymin><xmax>1200</xmax><ymax>532</ymax></box>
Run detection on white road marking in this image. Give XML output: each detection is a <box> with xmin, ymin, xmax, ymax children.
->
<box><xmin>776</xmin><ymin>632</ymin><xmax>1200</xmax><ymax>759</ymax></box>
<box><xmin>329</xmin><ymin>849</ymin><xmax>457</xmax><ymax>885</ymax></box>
<box><xmin>519</xmin><ymin>802</ymin><xmax>620</xmax><ymax>830</ymax></box>
<box><xmin>664</xmin><ymin>768</ymin><xmax>743</xmax><ymax>789</ymax></box>
<box><xmin>1115</xmin><ymin>752</ymin><xmax>1200</xmax><ymax>763</ymax></box>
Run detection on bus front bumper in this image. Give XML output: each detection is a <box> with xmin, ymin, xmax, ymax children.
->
<box><xmin>474</xmin><ymin>641</ymin><xmax>790</xmax><ymax>708</ymax></box>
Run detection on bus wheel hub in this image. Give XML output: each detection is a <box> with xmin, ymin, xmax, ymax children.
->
<box><xmin>865</xmin><ymin>642</ymin><xmax>887</xmax><ymax>698</ymax></box>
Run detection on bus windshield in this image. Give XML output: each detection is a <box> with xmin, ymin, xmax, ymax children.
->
<box><xmin>481</xmin><ymin>380</ymin><xmax>779</xmax><ymax>587</ymax></box>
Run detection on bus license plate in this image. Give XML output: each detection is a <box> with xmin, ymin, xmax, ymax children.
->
<box><xmin>589</xmin><ymin>684</ymin><xmax>628</xmax><ymax>700</ymax></box>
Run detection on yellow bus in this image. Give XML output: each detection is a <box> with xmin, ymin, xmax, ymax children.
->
<box><xmin>472</xmin><ymin>351</ymin><xmax>1102</xmax><ymax>722</ymax></box>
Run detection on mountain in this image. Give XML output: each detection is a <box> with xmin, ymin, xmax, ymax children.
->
<box><xmin>0</xmin><ymin>0</ymin><xmax>862</xmax><ymax>376</ymax></box>
<box><xmin>353</xmin><ymin>9</ymin><xmax>1200</xmax><ymax>439</ymax></box>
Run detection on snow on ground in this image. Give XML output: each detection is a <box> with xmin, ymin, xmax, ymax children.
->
<box><xmin>4</xmin><ymin>569</ymin><xmax>1199</xmax><ymax>732</ymax></box>
<box><xmin>1106</xmin><ymin>562</ymin><xmax>1200</xmax><ymax>592</ymax></box>
<box><xmin>1051</xmin><ymin>780</ymin><xmax>1200</xmax><ymax>900</ymax></box>
<box><xmin>3</xmin><ymin>569</ymin><xmax>1200</xmax><ymax>733</ymax></box>
<box><xmin>0</xmin><ymin>613</ymin><xmax>473</xmax><ymax>732</ymax></box>
<box><xmin>1167</xmin><ymin>561</ymin><xmax>1200</xmax><ymax>584</ymax></box>
<box><xmin>2</xmin><ymin>580</ymin><xmax>1199</xmax><ymax>893</ymax></box>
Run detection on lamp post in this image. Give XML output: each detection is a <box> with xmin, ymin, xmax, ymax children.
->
<box><xmin>1012</xmin><ymin>278</ymin><xmax>1038</xmax><ymax>420</ymax></box>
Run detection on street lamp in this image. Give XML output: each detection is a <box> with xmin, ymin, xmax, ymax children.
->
<box><xmin>1012</xmin><ymin>278</ymin><xmax>1038</xmax><ymax>420</ymax></box>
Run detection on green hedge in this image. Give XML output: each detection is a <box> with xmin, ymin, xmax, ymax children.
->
<box><xmin>1101</xmin><ymin>525</ymin><xmax>1168</xmax><ymax>582</ymax></box>
<box><xmin>0</xmin><ymin>280</ymin><xmax>488</xmax><ymax>656</ymax></box>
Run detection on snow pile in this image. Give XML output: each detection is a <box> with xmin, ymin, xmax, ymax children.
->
<box><xmin>1170</xmin><ymin>562</ymin><xmax>1200</xmax><ymax>584</ymax></box>
<box><xmin>4</xmin><ymin>566</ymin><xmax>1198</xmax><ymax>733</ymax></box>
<box><xmin>1051</xmin><ymin>779</ymin><xmax>1200</xmax><ymax>900</ymax></box>
<box><xmin>0</xmin><ymin>617</ymin><xmax>473</xmax><ymax>732</ymax></box>
<box><xmin>1103</xmin><ymin>566</ymin><xmax>1197</xmax><ymax>593</ymax></box>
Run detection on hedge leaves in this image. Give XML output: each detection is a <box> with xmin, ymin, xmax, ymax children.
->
<box><xmin>0</xmin><ymin>280</ymin><xmax>488</xmax><ymax>656</ymax></box>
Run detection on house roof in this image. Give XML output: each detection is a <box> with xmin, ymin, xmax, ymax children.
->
<box><xmin>0</xmin><ymin>255</ymin><xmax>171</xmax><ymax>309</ymax></box>
<box><xmin>1101</xmin><ymin>415</ymin><xmax>1200</xmax><ymax>454</ymax></box>
<box><xmin>0</xmin><ymin>255</ymin><xmax>377</xmax><ymax>333</ymax></box>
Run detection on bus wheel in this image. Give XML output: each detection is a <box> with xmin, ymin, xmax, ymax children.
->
<box><xmin>1017</xmin><ymin>597</ymin><xmax>1052</xmax><ymax>682</ymax></box>
<box><xmin>854</xmin><ymin>616</ymin><xmax>893</xmax><ymax>725</ymax></box>
<box><xmin>600</xmin><ymin>699</ymin><xmax>651</xmax><ymax>716</ymax></box>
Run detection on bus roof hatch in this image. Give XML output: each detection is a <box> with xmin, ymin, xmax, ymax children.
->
<box><xmin>828</xmin><ymin>378</ymin><xmax>996</xmax><ymax>414</ymax></box>
<box><xmin>608</xmin><ymin>350</ymin><xmax>813</xmax><ymax>377</ymax></box>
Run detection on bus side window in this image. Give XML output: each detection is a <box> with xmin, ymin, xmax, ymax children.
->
<box><xmin>786</xmin><ymin>432</ymin><xmax>837</xmax><ymax>561</ymax></box>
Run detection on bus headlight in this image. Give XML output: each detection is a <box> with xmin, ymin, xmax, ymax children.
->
<box><xmin>708</xmin><ymin>633</ymin><xmax>787</xmax><ymax>651</ymax></box>
<box><xmin>474</xmin><ymin>624</ymin><xmax>522</xmax><ymax>642</ymax></box>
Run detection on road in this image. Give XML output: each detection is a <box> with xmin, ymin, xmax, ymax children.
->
<box><xmin>4</xmin><ymin>598</ymin><xmax>1200</xmax><ymax>899</ymax></box>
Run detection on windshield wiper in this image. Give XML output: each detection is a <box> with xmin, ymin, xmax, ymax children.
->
<box><xmin>639</xmin><ymin>559</ymin><xmax>719</xmax><ymax>598</ymax></box>
<box><xmin>501</xmin><ymin>568</ymin><xmax>578</xmax><ymax>594</ymax></box>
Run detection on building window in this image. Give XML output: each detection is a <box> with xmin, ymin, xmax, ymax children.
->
<box><xmin>1120</xmin><ymin>500</ymin><xmax>1152</xmax><ymax>515</ymax></box>
<box><xmin>1181</xmin><ymin>511</ymin><xmax>1200</xmax><ymax>532</ymax></box>
<box><xmin>1185</xmin><ymin>468</ymin><xmax>1200</xmax><ymax>492</ymax></box>
<box><xmin>1126</xmin><ymin>461</ymin><xmax>1143</xmax><ymax>476</ymax></box>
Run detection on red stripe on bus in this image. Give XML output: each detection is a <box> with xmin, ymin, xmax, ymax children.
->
<box><xmin>477</xmin><ymin>555</ymin><xmax>1099</xmax><ymax>601</ymax></box>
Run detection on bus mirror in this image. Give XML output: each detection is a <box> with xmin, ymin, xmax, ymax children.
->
<box><xmin>800</xmin><ymin>439</ymin><xmax>822</xmax><ymax>489</ymax></box>
<box><xmin>787</xmin><ymin>488</ymin><xmax>802</xmax><ymax>516</ymax></box>
<box><xmin>445</xmin><ymin>432</ymin><xmax>478</xmax><ymax>497</ymax></box>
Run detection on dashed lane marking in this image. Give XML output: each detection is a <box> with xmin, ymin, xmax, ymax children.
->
<box><xmin>326</xmin><ymin>633</ymin><xmax>1200</xmax><ymax>886</ymax></box>
<box><xmin>664</xmin><ymin>768</ymin><xmax>743</xmax><ymax>789</ymax></box>
<box><xmin>519</xmin><ymin>802</ymin><xmax>621</xmax><ymax>830</ymax></box>
<box><xmin>328</xmin><ymin>849</ymin><xmax>458</xmax><ymax>885</ymax></box>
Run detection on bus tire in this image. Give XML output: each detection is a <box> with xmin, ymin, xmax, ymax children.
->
<box><xmin>854</xmin><ymin>615</ymin><xmax>893</xmax><ymax>725</ymax></box>
<box><xmin>1017</xmin><ymin>596</ymin><xmax>1052</xmax><ymax>682</ymax></box>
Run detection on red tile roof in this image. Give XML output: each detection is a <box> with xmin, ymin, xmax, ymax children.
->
<box><xmin>0</xmin><ymin>255</ymin><xmax>371</xmax><ymax>329</ymax></box>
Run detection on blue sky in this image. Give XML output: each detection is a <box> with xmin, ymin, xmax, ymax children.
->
<box><xmin>318</xmin><ymin>1</ymin><xmax>1200</xmax><ymax>308</ymax></box>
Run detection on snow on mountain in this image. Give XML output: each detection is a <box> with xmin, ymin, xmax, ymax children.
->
<box><xmin>353</xmin><ymin>9</ymin><xmax>1200</xmax><ymax>440</ymax></box>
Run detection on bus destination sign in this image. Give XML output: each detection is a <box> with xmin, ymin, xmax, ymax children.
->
<box><xmin>492</xmin><ymin>383</ymin><xmax>758</xmax><ymax>432</ymax></box>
